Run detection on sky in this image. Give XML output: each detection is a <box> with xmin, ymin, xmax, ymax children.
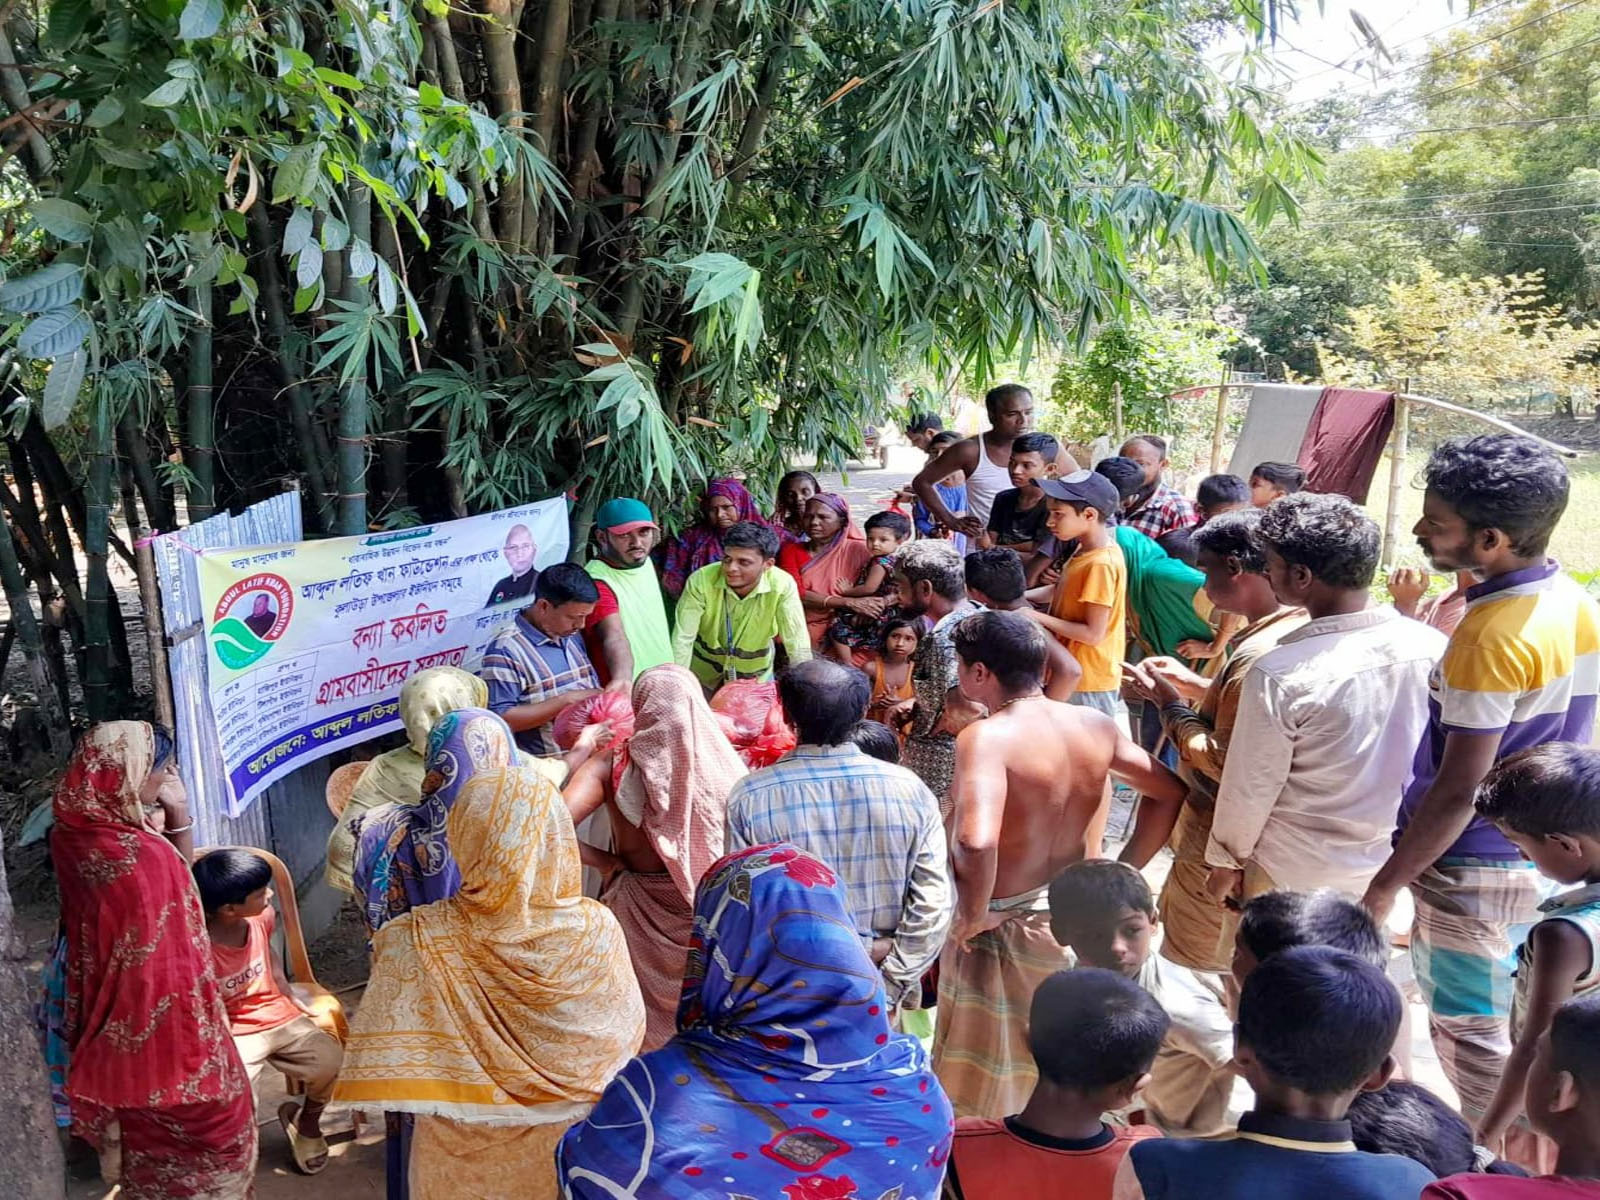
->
<box><xmin>1214</xmin><ymin>1</ymin><xmax>1487</xmax><ymax>107</ymax></box>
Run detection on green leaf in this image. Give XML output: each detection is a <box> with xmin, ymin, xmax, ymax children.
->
<box><xmin>221</xmin><ymin>209</ymin><xmax>247</xmax><ymax>239</ymax></box>
<box><xmin>272</xmin><ymin>143</ymin><xmax>323</xmax><ymax>204</ymax></box>
<box><xmin>348</xmin><ymin>240</ymin><xmax>376</xmax><ymax>279</ymax></box>
<box><xmin>18</xmin><ymin>308</ymin><xmax>91</xmax><ymax>359</ymax></box>
<box><xmin>0</xmin><ymin>263</ymin><xmax>84</xmax><ymax>313</ymax></box>
<box><xmin>283</xmin><ymin>206</ymin><xmax>314</xmax><ymax>255</ymax></box>
<box><xmin>376</xmin><ymin>259</ymin><xmax>397</xmax><ymax>314</ymax></box>
<box><xmin>178</xmin><ymin>0</ymin><xmax>222</xmax><ymax>39</ymax></box>
<box><xmin>33</xmin><ymin>199</ymin><xmax>94</xmax><ymax>244</ymax></box>
<box><xmin>86</xmin><ymin>96</ymin><xmax>124</xmax><ymax>128</ymax></box>
<box><xmin>418</xmin><ymin>81</ymin><xmax>444</xmax><ymax>108</ymax></box>
<box><xmin>46</xmin><ymin>0</ymin><xmax>91</xmax><ymax>48</ymax></box>
<box><xmin>314</xmin><ymin>67</ymin><xmax>362</xmax><ymax>90</ymax></box>
<box><xmin>95</xmin><ymin>141</ymin><xmax>156</xmax><ymax>169</ymax></box>
<box><xmin>295</xmin><ymin>242</ymin><xmax>324</xmax><ymax>290</ymax></box>
<box><xmin>102</xmin><ymin>218</ymin><xmax>145</xmax><ymax>271</ymax></box>
<box><xmin>143</xmin><ymin>77</ymin><xmax>188</xmax><ymax>108</ymax></box>
<box><xmin>40</xmin><ymin>348</ymin><xmax>86</xmax><ymax>429</ymax></box>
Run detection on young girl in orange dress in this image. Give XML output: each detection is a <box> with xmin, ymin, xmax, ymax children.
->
<box><xmin>867</xmin><ymin>617</ymin><xmax>923</xmax><ymax>737</ymax></box>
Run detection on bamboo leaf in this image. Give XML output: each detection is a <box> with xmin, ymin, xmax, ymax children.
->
<box><xmin>41</xmin><ymin>348</ymin><xmax>86</xmax><ymax>429</ymax></box>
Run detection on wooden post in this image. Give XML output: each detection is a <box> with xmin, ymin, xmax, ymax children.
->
<box><xmin>1210</xmin><ymin>366</ymin><xmax>1230</xmax><ymax>474</ymax></box>
<box><xmin>1111</xmin><ymin>382</ymin><xmax>1124</xmax><ymax>445</ymax></box>
<box><xmin>1380</xmin><ymin>386</ymin><xmax>1411</xmax><ymax>570</ymax></box>
<box><xmin>133</xmin><ymin>537</ymin><xmax>176</xmax><ymax>735</ymax></box>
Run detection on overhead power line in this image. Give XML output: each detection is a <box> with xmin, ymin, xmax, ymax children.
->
<box><xmin>1286</xmin><ymin>0</ymin><xmax>1525</xmax><ymax>88</ymax></box>
<box><xmin>1373</xmin><ymin>0</ymin><xmax>1595</xmax><ymax>87</ymax></box>
<box><xmin>1302</xmin><ymin>201</ymin><xmax>1600</xmax><ymax>227</ymax></box>
<box><xmin>1418</xmin><ymin>29</ymin><xmax>1600</xmax><ymax>103</ymax></box>
<box><xmin>1320</xmin><ymin>181</ymin><xmax>1578</xmax><ymax>208</ymax></box>
<box><xmin>1337</xmin><ymin>111</ymin><xmax>1600</xmax><ymax>139</ymax></box>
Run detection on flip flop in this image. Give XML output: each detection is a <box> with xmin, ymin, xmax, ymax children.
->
<box><xmin>277</xmin><ymin>1100</ymin><xmax>330</xmax><ymax>1175</ymax></box>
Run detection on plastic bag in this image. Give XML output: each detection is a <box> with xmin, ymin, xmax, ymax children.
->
<box><xmin>709</xmin><ymin>680</ymin><xmax>795</xmax><ymax>769</ymax></box>
<box><xmin>552</xmin><ymin>689</ymin><xmax>636</xmax><ymax>752</ymax></box>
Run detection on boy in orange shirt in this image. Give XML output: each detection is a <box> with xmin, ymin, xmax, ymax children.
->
<box><xmin>1035</xmin><ymin>469</ymin><xmax>1127</xmax><ymax>717</ymax></box>
<box><xmin>194</xmin><ymin>849</ymin><xmax>343</xmax><ymax>1175</ymax></box>
<box><xmin>945</xmin><ymin>968</ymin><xmax>1166</xmax><ymax>1199</ymax></box>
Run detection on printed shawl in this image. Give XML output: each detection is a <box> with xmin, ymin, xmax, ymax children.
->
<box><xmin>51</xmin><ymin>722</ymin><xmax>247</xmax><ymax>1114</ymax></box>
<box><xmin>558</xmin><ymin>843</ymin><xmax>954</xmax><ymax>1200</ymax></box>
<box><xmin>326</xmin><ymin>665</ymin><xmax>487</xmax><ymax>893</ymax></box>
<box><xmin>335</xmin><ymin>766</ymin><xmax>645</xmax><ymax>1123</ymax></box>
<box><xmin>662</xmin><ymin>478</ymin><xmax>768</xmax><ymax>596</ymax></box>
<box><xmin>352</xmin><ymin>706</ymin><xmax>518</xmax><ymax>934</ymax></box>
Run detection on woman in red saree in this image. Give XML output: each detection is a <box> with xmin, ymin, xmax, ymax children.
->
<box><xmin>52</xmin><ymin>722</ymin><xmax>256</xmax><ymax>1199</ymax></box>
<box><xmin>782</xmin><ymin>492</ymin><xmax>877</xmax><ymax>651</ymax></box>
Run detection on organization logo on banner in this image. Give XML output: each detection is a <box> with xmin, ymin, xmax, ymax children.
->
<box><xmin>209</xmin><ymin>572</ymin><xmax>294</xmax><ymax>669</ymax></box>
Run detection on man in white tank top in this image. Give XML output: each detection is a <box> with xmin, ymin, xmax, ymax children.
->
<box><xmin>912</xmin><ymin>385</ymin><xmax>1079</xmax><ymax>537</ymax></box>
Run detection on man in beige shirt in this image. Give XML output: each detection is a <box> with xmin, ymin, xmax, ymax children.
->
<box><xmin>1121</xmin><ymin>508</ymin><xmax>1306</xmax><ymax>973</ymax></box>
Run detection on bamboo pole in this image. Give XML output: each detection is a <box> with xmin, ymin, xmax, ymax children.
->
<box><xmin>1111</xmin><ymin>382</ymin><xmax>1124</xmax><ymax>445</ymax></box>
<box><xmin>1209</xmin><ymin>366</ymin><xmax>1230</xmax><ymax>474</ymax></box>
<box><xmin>336</xmin><ymin>187</ymin><xmax>372</xmax><ymax>536</ymax></box>
<box><xmin>186</xmin><ymin>234</ymin><xmax>216</xmax><ymax>522</ymax></box>
<box><xmin>82</xmin><ymin>395</ymin><xmax>117</xmax><ymax>722</ymax></box>
<box><xmin>1397</xmin><ymin>393</ymin><xmax>1580</xmax><ymax>457</ymax></box>
<box><xmin>1380</xmin><ymin>388</ymin><xmax>1411</xmax><ymax>571</ymax></box>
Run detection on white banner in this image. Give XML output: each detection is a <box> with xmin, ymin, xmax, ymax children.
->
<box><xmin>196</xmin><ymin>499</ymin><xmax>569</xmax><ymax>813</ymax></box>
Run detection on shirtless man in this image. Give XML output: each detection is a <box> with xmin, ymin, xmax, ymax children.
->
<box><xmin>910</xmin><ymin>384</ymin><xmax>1078</xmax><ymax>537</ymax></box>
<box><xmin>931</xmin><ymin>610</ymin><xmax>1184</xmax><ymax>1119</ymax></box>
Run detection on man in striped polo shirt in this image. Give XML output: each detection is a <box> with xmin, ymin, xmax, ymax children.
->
<box><xmin>1363</xmin><ymin>434</ymin><xmax>1599</xmax><ymax>1149</ymax></box>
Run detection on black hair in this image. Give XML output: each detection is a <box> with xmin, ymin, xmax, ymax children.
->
<box><xmin>1197</xmin><ymin>473</ymin><xmax>1250</xmax><ymax>511</ymax></box>
<box><xmin>1255</xmin><ymin>492</ymin><xmax>1381</xmax><ymax>589</ymax></box>
<box><xmin>151</xmin><ymin>726</ymin><xmax>176</xmax><ymax>771</ymax></box>
<box><xmin>1161</xmin><ymin>528</ymin><xmax>1198</xmax><ymax>567</ymax></box>
<box><xmin>1238</xmin><ymin>889</ymin><xmax>1386</xmax><ymax>969</ymax></box>
<box><xmin>1011</xmin><ymin>432</ymin><xmax>1061</xmax><ymax>462</ymax></box>
<box><xmin>777</xmin><ymin>658</ymin><xmax>872</xmax><ymax>746</ymax></box>
<box><xmin>1476</xmin><ymin>742</ymin><xmax>1600</xmax><ymax>839</ymax></box>
<box><xmin>906</xmin><ymin>412</ymin><xmax>943</xmax><ymax>434</ymax></box>
<box><xmin>1423</xmin><ymin>434</ymin><xmax>1569</xmax><ymax>557</ymax></box>
<box><xmin>894</xmin><ymin>540</ymin><xmax>966</xmax><ymax>601</ymax></box>
<box><xmin>964</xmin><ymin>547</ymin><xmax>1027</xmax><ymax>605</ymax></box>
<box><xmin>864</xmin><ymin>510</ymin><xmax>913</xmax><ymax>541</ymax></box>
<box><xmin>535</xmin><ymin>561</ymin><xmax>599</xmax><ymax>606</ymax></box>
<box><xmin>1346</xmin><ymin>1082</ymin><xmax>1478</xmax><ymax>1177</ymax></box>
<box><xmin>1237</xmin><ymin>945</ymin><xmax>1400</xmax><ymax>1095</ymax></box>
<box><xmin>928</xmin><ymin>430</ymin><xmax>963</xmax><ymax>452</ymax></box>
<box><xmin>984</xmin><ymin>383</ymin><xmax>1032</xmax><ymax>416</ymax></box>
<box><xmin>1094</xmin><ymin>456</ymin><xmax>1145</xmax><ymax>501</ymax></box>
<box><xmin>1028</xmin><ymin>968</ymin><xmax>1171</xmax><ymax>1090</ymax></box>
<box><xmin>881</xmin><ymin>615</ymin><xmax>925</xmax><ymax>646</ymax></box>
<box><xmin>1251</xmin><ymin>461</ymin><xmax>1306</xmax><ymax>492</ymax></box>
<box><xmin>951</xmin><ymin>610</ymin><xmax>1046</xmax><ymax>692</ymax></box>
<box><xmin>1124</xmin><ymin>433</ymin><xmax>1168</xmax><ymax>458</ymax></box>
<box><xmin>192</xmin><ymin>849</ymin><xmax>273</xmax><ymax>915</ymax></box>
<box><xmin>1048</xmin><ymin>859</ymin><xmax>1156</xmax><ymax>945</ymax></box>
<box><xmin>777</xmin><ymin>469</ymin><xmax>819</xmax><ymax>499</ymax></box>
<box><xmin>721</xmin><ymin>520</ymin><xmax>780</xmax><ymax>561</ymax></box>
<box><xmin>846</xmin><ymin>720</ymin><xmax>901</xmax><ymax>764</ymax></box>
<box><xmin>1192</xmin><ymin>507</ymin><xmax>1268</xmax><ymax>574</ymax></box>
<box><xmin>1551</xmin><ymin>990</ymin><xmax>1600</xmax><ymax>1092</ymax></box>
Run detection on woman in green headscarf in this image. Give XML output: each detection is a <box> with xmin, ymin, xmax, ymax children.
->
<box><xmin>325</xmin><ymin>667</ymin><xmax>489</xmax><ymax>894</ymax></box>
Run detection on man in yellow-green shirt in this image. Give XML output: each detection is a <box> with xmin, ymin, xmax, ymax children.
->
<box><xmin>672</xmin><ymin>521</ymin><xmax>810</xmax><ymax>692</ymax></box>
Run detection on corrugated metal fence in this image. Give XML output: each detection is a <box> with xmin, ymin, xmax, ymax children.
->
<box><xmin>149</xmin><ymin>489</ymin><xmax>334</xmax><ymax>886</ymax></box>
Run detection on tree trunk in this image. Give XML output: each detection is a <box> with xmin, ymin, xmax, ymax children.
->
<box><xmin>479</xmin><ymin>0</ymin><xmax>529</xmax><ymax>247</ymax></box>
<box><xmin>729</xmin><ymin>2</ymin><xmax>810</xmax><ymax>187</ymax></box>
<box><xmin>117</xmin><ymin>413</ymin><xmax>174</xmax><ymax>533</ymax></box>
<box><xmin>527</xmin><ymin>0</ymin><xmax>571</xmax><ymax>241</ymax></box>
<box><xmin>0</xmin><ymin>29</ymin><xmax>53</xmax><ymax>183</ymax></box>
<box><xmin>185</xmin><ymin>234</ymin><xmax>216</xmax><ymax>522</ymax></box>
<box><xmin>557</xmin><ymin>0</ymin><xmax>620</xmax><ymax>264</ymax></box>
<box><xmin>425</xmin><ymin>16</ymin><xmax>497</xmax><ymax>243</ymax></box>
<box><xmin>336</xmin><ymin>188</ymin><xmax>372</xmax><ymax>536</ymax></box>
<box><xmin>0</xmin><ymin>830</ymin><xmax>66</xmax><ymax>1200</ymax></box>
<box><xmin>0</xmin><ymin>512</ymin><xmax>69</xmax><ymax>757</ymax></box>
<box><xmin>82</xmin><ymin>395</ymin><xmax>117</xmax><ymax>721</ymax></box>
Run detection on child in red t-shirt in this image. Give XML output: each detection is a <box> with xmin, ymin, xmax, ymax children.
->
<box><xmin>194</xmin><ymin>850</ymin><xmax>342</xmax><ymax>1175</ymax></box>
<box><xmin>945</xmin><ymin>969</ymin><xmax>1165</xmax><ymax>1199</ymax></box>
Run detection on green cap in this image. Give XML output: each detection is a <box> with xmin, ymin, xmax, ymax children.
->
<box><xmin>594</xmin><ymin>497</ymin><xmax>658</xmax><ymax>533</ymax></box>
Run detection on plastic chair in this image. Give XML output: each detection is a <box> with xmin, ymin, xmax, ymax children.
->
<box><xmin>325</xmin><ymin>761</ymin><xmax>367</xmax><ymax>821</ymax></box>
<box><xmin>194</xmin><ymin>845</ymin><xmax>350</xmax><ymax>1083</ymax></box>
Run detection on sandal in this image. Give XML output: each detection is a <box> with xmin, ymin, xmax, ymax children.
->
<box><xmin>277</xmin><ymin>1100</ymin><xmax>330</xmax><ymax>1175</ymax></box>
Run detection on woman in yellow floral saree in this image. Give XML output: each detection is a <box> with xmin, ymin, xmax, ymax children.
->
<box><xmin>334</xmin><ymin>763</ymin><xmax>644</xmax><ymax>1199</ymax></box>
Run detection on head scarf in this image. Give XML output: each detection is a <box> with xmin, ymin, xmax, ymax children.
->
<box><xmin>797</xmin><ymin>492</ymin><xmax>874</xmax><ymax>647</ymax></box>
<box><xmin>326</xmin><ymin>667</ymin><xmax>487</xmax><ymax>893</ymax></box>
<box><xmin>335</xmin><ymin>766</ymin><xmax>645</xmax><ymax>1123</ymax></box>
<box><xmin>1113</xmin><ymin>526</ymin><xmax>1214</xmax><ymax>658</ymax></box>
<box><xmin>51</xmin><ymin>722</ymin><xmax>247</xmax><ymax>1115</ymax></box>
<box><xmin>616</xmin><ymin>665</ymin><xmax>747</xmax><ymax>905</ymax></box>
<box><xmin>662</xmin><ymin>478</ymin><xmax>769</xmax><ymax>596</ymax></box>
<box><xmin>351</xmin><ymin>707</ymin><xmax>518</xmax><ymax>934</ymax></box>
<box><xmin>557</xmin><ymin>843</ymin><xmax>953</xmax><ymax>1199</ymax></box>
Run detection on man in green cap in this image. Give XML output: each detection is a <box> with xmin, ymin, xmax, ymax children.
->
<box><xmin>584</xmin><ymin>497</ymin><xmax>675</xmax><ymax>680</ymax></box>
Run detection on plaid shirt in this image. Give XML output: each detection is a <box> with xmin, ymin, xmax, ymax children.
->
<box><xmin>725</xmin><ymin>744</ymin><xmax>951</xmax><ymax>1008</ymax></box>
<box><xmin>480</xmin><ymin>613</ymin><xmax>599</xmax><ymax>755</ymax></box>
<box><xmin>1124</xmin><ymin>483</ymin><xmax>1200</xmax><ymax>540</ymax></box>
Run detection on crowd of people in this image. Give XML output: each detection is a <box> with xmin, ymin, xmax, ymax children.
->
<box><xmin>34</xmin><ymin>382</ymin><xmax>1600</xmax><ymax>1200</ymax></box>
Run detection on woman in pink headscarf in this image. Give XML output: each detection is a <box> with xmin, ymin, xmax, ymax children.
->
<box><xmin>660</xmin><ymin>478</ymin><xmax>767</xmax><ymax>598</ymax></box>
<box><xmin>786</xmin><ymin>493</ymin><xmax>878</xmax><ymax>650</ymax></box>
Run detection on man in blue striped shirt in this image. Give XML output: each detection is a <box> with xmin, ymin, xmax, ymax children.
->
<box><xmin>725</xmin><ymin>658</ymin><xmax>951</xmax><ymax>1011</ymax></box>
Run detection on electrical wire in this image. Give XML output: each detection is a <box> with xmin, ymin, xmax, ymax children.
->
<box><xmin>1336</xmin><ymin>111</ymin><xmax>1600</xmax><ymax>139</ymax></box>
<box><xmin>1417</xmin><ymin>29</ymin><xmax>1600</xmax><ymax>103</ymax></box>
<box><xmin>1285</xmin><ymin>0</ymin><xmax>1525</xmax><ymax>87</ymax></box>
<box><xmin>1312</xmin><ymin>181</ymin><xmax>1578</xmax><ymax>207</ymax></box>
<box><xmin>1302</xmin><ymin>201</ymin><xmax>1600</xmax><ymax>227</ymax></box>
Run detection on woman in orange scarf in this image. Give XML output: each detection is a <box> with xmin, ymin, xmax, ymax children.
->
<box><xmin>789</xmin><ymin>492</ymin><xmax>876</xmax><ymax>650</ymax></box>
<box><xmin>335</xmin><ymin>763</ymin><xmax>644</xmax><ymax>1199</ymax></box>
<box><xmin>52</xmin><ymin>722</ymin><xmax>255</xmax><ymax>1199</ymax></box>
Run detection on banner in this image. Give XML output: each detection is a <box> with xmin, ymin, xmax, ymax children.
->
<box><xmin>197</xmin><ymin>499</ymin><xmax>569</xmax><ymax>814</ymax></box>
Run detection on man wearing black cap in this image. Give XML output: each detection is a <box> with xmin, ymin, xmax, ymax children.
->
<box><xmin>1037</xmin><ymin>469</ymin><xmax>1127</xmax><ymax>718</ymax></box>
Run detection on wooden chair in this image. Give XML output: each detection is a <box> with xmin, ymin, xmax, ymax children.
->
<box><xmin>325</xmin><ymin>761</ymin><xmax>367</xmax><ymax>822</ymax></box>
<box><xmin>194</xmin><ymin>846</ymin><xmax>350</xmax><ymax>1062</ymax></box>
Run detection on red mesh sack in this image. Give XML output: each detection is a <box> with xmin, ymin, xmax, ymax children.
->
<box><xmin>552</xmin><ymin>689</ymin><xmax>636</xmax><ymax>752</ymax></box>
<box><xmin>709</xmin><ymin>680</ymin><xmax>795</xmax><ymax>769</ymax></box>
